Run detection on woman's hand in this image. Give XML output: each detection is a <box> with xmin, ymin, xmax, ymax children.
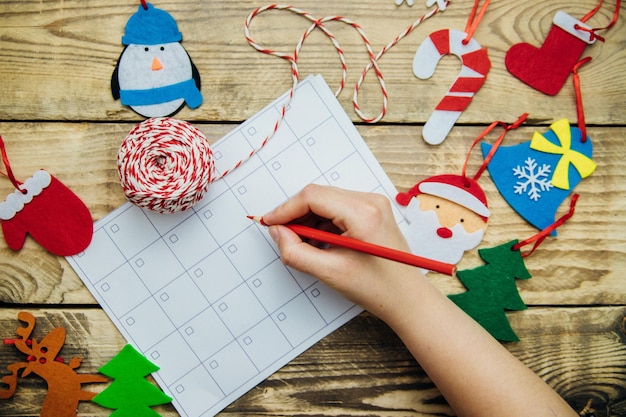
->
<box><xmin>261</xmin><ymin>184</ymin><xmax>424</xmax><ymax>321</ymax></box>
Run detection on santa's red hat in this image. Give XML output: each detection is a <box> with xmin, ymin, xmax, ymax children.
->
<box><xmin>396</xmin><ymin>174</ymin><xmax>490</xmax><ymax>219</ymax></box>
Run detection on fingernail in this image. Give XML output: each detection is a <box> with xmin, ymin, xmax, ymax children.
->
<box><xmin>268</xmin><ymin>226</ymin><xmax>280</xmax><ymax>243</ymax></box>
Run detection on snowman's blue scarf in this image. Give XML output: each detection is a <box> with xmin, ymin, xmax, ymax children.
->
<box><xmin>120</xmin><ymin>78</ymin><xmax>202</xmax><ymax>108</ymax></box>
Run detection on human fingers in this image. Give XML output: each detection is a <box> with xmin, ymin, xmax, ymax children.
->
<box><xmin>263</xmin><ymin>184</ymin><xmax>399</xmax><ymax>244</ymax></box>
<box><xmin>268</xmin><ymin>222</ymin><xmax>424</xmax><ymax>320</ymax></box>
<box><xmin>262</xmin><ymin>184</ymin><xmax>357</xmax><ymax>231</ymax></box>
<box><xmin>268</xmin><ymin>224</ymin><xmax>355</xmax><ymax>282</ymax></box>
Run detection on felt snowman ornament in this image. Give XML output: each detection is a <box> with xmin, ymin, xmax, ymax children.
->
<box><xmin>112</xmin><ymin>2</ymin><xmax>202</xmax><ymax>118</ymax></box>
<box><xmin>396</xmin><ymin>174</ymin><xmax>490</xmax><ymax>273</ymax></box>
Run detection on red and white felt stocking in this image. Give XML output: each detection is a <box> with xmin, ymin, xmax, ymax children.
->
<box><xmin>505</xmin><ymin>11</ymin><xmax>596</xmax><ymax>96</ymax></box>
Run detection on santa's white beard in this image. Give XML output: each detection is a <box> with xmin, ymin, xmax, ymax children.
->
<box><xmin>403</xmin><ymin>198</ymin><xmax>485</xmax><ymax>267</ymax></box>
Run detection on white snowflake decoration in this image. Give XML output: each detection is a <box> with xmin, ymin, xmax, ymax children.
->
<box><xmin>512</xmin><ymin>157</ymin><xmax>553</xmax><ymax>201</ymax></box>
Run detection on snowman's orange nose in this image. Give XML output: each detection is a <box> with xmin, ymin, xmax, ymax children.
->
<box><xmin>151</xmin><ymin>57</ymin><xmax>163</xmax><ymax>71</ymax></box>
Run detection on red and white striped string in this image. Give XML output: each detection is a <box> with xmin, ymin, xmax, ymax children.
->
<box><xmin>119</xmin><ymin>4</ymin><xmax>449</xmax><ymax>212</ymax></box>
<box><xmin>118</xmin><ymin>118</ymin><xmax>215</xmax><ymax>213</ymax></box>
<box><xmin>219</xmin><ymin>2</ymin><xmax>449</xmax><ymax>181</ymax></box>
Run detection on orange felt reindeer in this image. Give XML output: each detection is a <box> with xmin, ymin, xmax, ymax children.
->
<box><xmin>0</xmin><ymin>312</ymin><xmax>107</xmax><ymax>416</ymax></box>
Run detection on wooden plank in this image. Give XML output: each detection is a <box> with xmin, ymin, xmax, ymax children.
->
<box><xmin>0</xmin><ymin>307</ymin><xmax>624</xmax><ymax>416</ymax></box>
<box><xmin>0</xmin><ymin>0</ymin><xmax>624</xmax><ymax>123</ymax></box>
<box><xmin>0</xmin><ymin>123</ymin><xmax>623</xmax><ymax>305</ymax></box>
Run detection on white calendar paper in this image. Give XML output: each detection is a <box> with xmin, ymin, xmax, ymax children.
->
<box><xmin>68</xmin><ymin>75</ymin><xmax>407</xmax><ymax>416</ymax></box>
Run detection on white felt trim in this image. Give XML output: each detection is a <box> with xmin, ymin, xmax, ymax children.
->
<box><xmin>447</xmin><ymin>29</ymin><xmax>481</xmax><ymax>55</ymax></box>
<box><xmin>553</xmin><ymin>11</ymin><xmax>596</xmax><ymax>44</ymax></box>
<box><xmin>413</xmin><ymin>37</ymin><xmax>441</xmax><ymax>79</ymax></box>
<box><xmin>418</xmin><ymin>181</ymin><xmax>491</xmax><ymax>217</ymax></box>
<box><xmin>0</xmin><ymin>170</ymin><xmax>51</xmax><ymax>220</ymax></box>
<box><xmin>422</xmin><ymin>110</ymin><xmax>461</xmax><ymax>145</ymax></box>
<box><xmin>426</xmin><ymin>0</ymin><xmax>447</xmax><ymax>11</ymax></box>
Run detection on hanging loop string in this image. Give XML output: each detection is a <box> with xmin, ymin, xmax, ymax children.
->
<box><xmin>140</xmin><ymin>0</ymin><xmax>148</xmax><ymax>10</ymax></box>
<box><xmin>0</xmin><ymin>135</ymin><xmax>25</xmax><ymax>193</ymax></box>
<box><xmin>245</xmin><ymin>5</ymin><xmax>380</xmax><ymax>122</ymax></box>
<box><xmin>576</xmin><ymin>0</ymin><xmax>621</xmax><ymax>42</ymax></box>
<box><xmin>353</xmin><ymin>1</ymin><xmax>449</xmax><ymax>123</ymax></box>
<box><xmin>461</xmin><ymin>113</ymin><xmax>528</xmax><ymax>181</ymax></box>
<box><xmin>463</xmin><ymin>0</ymin><xmax>490</xmax><ymax>44</ymax></box>
<box><xmin>512</xmin><ymin>193</ymin><xmax>580</xmax><ymax>257</ymax></box>
<box><xmin>237</xmin><ymin>3</ymin><xmax>447</xmax><ymax>180</ymax></box>
<box><xmin>245</xmin><ymin>3</ymin><xmax>447</xmax><ymax>123</ymax></box>
<box><xmin>572</xmin><ymin>56</ymin><xmax>593</xmax><ymax>143</ymax></box>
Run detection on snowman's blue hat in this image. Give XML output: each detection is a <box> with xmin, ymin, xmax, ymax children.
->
<box><xmin>122</xmin><ymin>3</ymin><xmax>182</xmax><ymax>45</ymax></box>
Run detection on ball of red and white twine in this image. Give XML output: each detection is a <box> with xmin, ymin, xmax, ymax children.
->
<box><xmin>118</xmin><ymin>117</ymin><xmax>215</xmax><ymax>213</ymax></box>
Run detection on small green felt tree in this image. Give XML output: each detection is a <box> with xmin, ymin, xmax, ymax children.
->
<box><xmin>448</xmin><ymin>240</ymin><xmax>532</xmax><ymax>342</ymax></box>
<box><xmin>93</xmin><ymin>344</ymin><xmax>172</xmax><ymax>417</ymax></box>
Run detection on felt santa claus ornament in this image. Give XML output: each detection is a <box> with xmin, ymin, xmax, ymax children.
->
<box><xmin>505</xmin><ymin>11</ymin><xmax>596</xmax><ymax>96</ymax></box>
<box><xmin>112</xmin><ymin>2</ymin><xmax>202</xmax><ymax>118</ymax></box>
<box><xmin>396</xmin><ymin>174</ymin><xmax>490</xmax><ymax>272</ymax></box>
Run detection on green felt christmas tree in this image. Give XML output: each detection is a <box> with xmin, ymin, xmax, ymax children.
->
<box><xmin>93</xmin><ymin>344</ymin><xmax>172</xmax><ymax>417</ymax></box>
<box><xmin>448</xmin><ymin>240</ymin><xmax>532</xmax><ymax>342</ymax></box>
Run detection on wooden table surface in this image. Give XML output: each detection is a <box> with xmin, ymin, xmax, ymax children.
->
<box><xmin>1</xmin><ymin>0</ymin><xmax>625</xmax><ymax>415</ymax></box>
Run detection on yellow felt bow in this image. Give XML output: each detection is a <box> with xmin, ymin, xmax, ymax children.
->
<box><xmin>529</xmin><ymin>119</ymin><xmax>596</xmax><ymax>190</ymax></box>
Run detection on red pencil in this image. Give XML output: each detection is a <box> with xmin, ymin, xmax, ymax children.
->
<box><xmin>247</xmin><ymin>216</ymin><xmax>456</xmax><ymax>276</ymax></box>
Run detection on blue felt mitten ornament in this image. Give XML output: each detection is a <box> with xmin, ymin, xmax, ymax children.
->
<box><xmin>481</xmin><ymin>119</ymin><xmax>596</xmax><ymax>235</ymax></box>
<box><xmin>112</xmin><ymin>2</ymin><xmax>202</xmax><ymax>118</ymax></box>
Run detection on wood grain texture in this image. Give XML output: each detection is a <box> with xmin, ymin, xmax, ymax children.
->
<box><xmin>0</xmin><ymin>0</ymin><xmax>624</xmax><ymax>415</ymax></box>
<box><xmin>0</xmin><ymin>307</ymin><xmax>624</xmax><ymax>416</ymax></box>
<box><xmin>0</xmin><ymin>123</ymin><xmax>623</xmax><ymax>306</ymax></box>
<box><xmin>0</xmin><ymin>0</ymin><xmax>624</xmax><ymax>123</ymax></box>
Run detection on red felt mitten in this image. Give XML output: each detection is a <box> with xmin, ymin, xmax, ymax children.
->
<box><xmin>0</xmin><ymin>170</ymin><xmax>93</xmax><ymax>256</ymax></box>
<box><xmin>505</xmin><ymin>11</ymin><xmax>596</xmax><ymax>96</ymax></box>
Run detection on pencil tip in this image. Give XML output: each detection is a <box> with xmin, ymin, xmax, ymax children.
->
<box><xmin>247</xmin><ymin>215</ymin><xmax>268</xmax><ymax>226</ymax></box>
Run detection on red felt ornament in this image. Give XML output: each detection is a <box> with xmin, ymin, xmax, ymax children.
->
<box><xmin>0</xmin><ymin>135</ymin><xmax>93</xmax><ymax>256</ymax></box>
<box><xmin>412</xmin><ymin>0</ymin><xmax>492</xmax><ymax>145</ymax></box>
<box><xmin>505</xmin><ymin>0</ymin><xmax>620</xmax><ymax>95</ymax></box>
<box><xmin>485</xmin><ymin>21</ymin><xmax>599</xmax><ymax>233</ymax></box>
<box><xmin>396</xmin><ymin>114</ymin><xmax>527</xmax><ymax>272</ymax></box>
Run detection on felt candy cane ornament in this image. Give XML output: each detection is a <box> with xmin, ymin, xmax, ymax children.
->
<box><xmin>0</xmin><ymin>136</ymin><xmax>93</xmax><ymax>256</ymax></box>
<box><xmin>413</xmin><ymin>0</ymin><xmax>491</xmax><ymax>145</ymax></box>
